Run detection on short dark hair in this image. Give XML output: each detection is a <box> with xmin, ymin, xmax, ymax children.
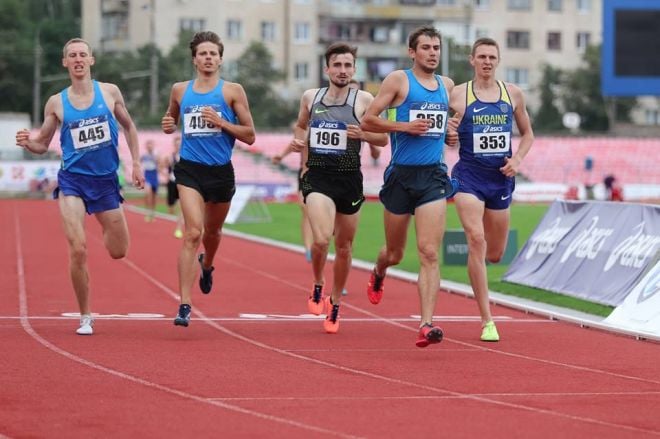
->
<box><xmin>408</xmin><ymin>26</ymin><xmax>442</xmax><ymax>50</ymax></box>
<box><xmin>324</xmin><ymin>42</ymin><xmax>358</xmax><ymax>66</ymax></box>
<box><xmin>189</xmin><ymin>31</ymin><xmax>224</xmax><ymax>57</ymax></box>
<box><xmin>471</xmin><ymin>37</ymin><xmax>500</xmax><ymax>57</ymax></box>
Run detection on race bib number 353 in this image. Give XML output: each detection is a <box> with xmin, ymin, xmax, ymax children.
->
<box><xmin>472</xmin><ymin>131</ymin><xmax>511</xmax><ymax>154</ymax></box>
<box><xmin>409</xmin><ymin>102</ymin><xmax>447</xmax><ymax>137</ymax></box>
<box><xmin>70</xmin><ymin>115</ymin><xmax>112</xmax><ymax>151</ymax></box>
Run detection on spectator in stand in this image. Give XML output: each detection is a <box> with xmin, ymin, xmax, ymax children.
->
<box><xmin>604</xmin><ymin>175</ymin><xmax>624</xmax><ymax>202</ymax></box>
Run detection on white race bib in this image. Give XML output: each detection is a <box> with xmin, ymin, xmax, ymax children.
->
<box><xmin>472</xmin><ymin>131</ymin><xmax>511</xmax><ymax>155</ymax></box>
<box><xmin>183</xmin><ymin>105</ymin><xmax>222</xmax><ymax>137</ymax></box>
<box><xmin>409</xmin><ymin>102</ymin><xmax>447</xmax><ymax>137</ymax></box>
<box><xmin>70</xmin><ymin>116</ymin><xmax>112</xmax><ymax>151</ymax></box>
<box><xmin>309</xmin><ymin>120</ymin><xmax>348</xmax><ymax>155</ymax></box>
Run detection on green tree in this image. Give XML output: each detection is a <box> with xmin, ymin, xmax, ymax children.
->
<box><xmin>0</xmin><ymin>0</ymin><xmax>81</xmax><ymax>120</ymax></box>
<box><xmin>560</xmin><ymin>45</ymin><xmax>634</xmax><ymax>132</ymax></box>
<box><xmin>231</xmin><ymin>41</ymin><xmax>298</xmax><ymax>129</ymax></box>
<box><xmin>534</xmin><ymin>64</ymin><xmax>565</xmax><ymax>132</ymax></box>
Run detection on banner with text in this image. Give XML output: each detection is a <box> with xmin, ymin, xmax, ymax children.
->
<box><xmin>503</xmin><ymin>200</ymin><xmax>660</xmax><ymax>306</ymax></box>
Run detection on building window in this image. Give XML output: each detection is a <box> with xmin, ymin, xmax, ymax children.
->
<box><xmin>547</xmin><ymin>32</ymin><xmax>561</xmax><ymax>51</ymax></box>
<box><xmin>294</xmin><ymin>22</ymin><xmax>311</xmax><ymax>43</ymax></box>
<box><xmin>506</xmin><ymin>68</ymin><xmax>529</xmax><ymax>88</ymax></box>
<box><xmin>576</xmin><ymin>32</ymin><xmax>591</xmax><ymax>51</ymax></box>
<box><xmin>180</xmin><ymin>18</ymin><xmax>205</xmax><ymax>33</ymax></box>
<box><xmin>577</xmin><ymin>0</ymin><xmax>590</xmax><ymax>13</ymax></box>
<box><xmin>508</xmin><ymin>0</ymin><xmax>531</xmax><ymax>10</ymax></box>
<box><xmin>226</xmin><ymin>20</ymin><xmax>242</xmax><ymax>41</ymax></box>
<box><xmin>547</xmin><ymin>0</ymin><xmax>561</xmax><ymax>11</ymax></box>
<box><xmin>507</xmin><ymin>31</ymin><xmax>530</xmax><ymax>49</ymax></box>
<box><xmin>371</xmin><ymin>26</ymin><xmax>390</xmax><ymax>43</ymax></box>
<box><xmin>437</xmin><ymin>0</ymin><xmax>457</xmax><ymax>4</ymax></box>
<box><xmin>261</xmin><ymin>21</ymin><xmax>276</xmax><ymax>42</ymax></box>
<box><xmin>645</xmin><ymin>109</ymin><xmax>659</xmax><ymax>125</ymax></box>
<box><xmin>474</xmin><ymin>0</ymin><xmax>489</xmax><ymax>9</ymax></box>
<box><xmin>294</xmin><ymin>62</ymin><xmax>309</xmax><ymax>81</ymax></box>
<box><xmin>475</xmin><ymin>28</ymin><xmax>489</xmax><ymax>39</ymax></box>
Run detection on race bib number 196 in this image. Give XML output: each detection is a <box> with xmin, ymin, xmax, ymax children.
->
<box><xmin>70</xmin><ymin>115</ymin><xmax>112</xmax><ymax>151</ymax></box>
<box><xmin>309</xmin><ymin>119</ymin><xmax>348</xmax><ymax>155</ymax></box>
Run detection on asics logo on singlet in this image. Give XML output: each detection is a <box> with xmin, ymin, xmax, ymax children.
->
<box><xmin>473</xmin><ymin>107</ymin><xmax>488</xmax><ymax>113</ymax></box>
<box><xmin>314</xmin><ymin>108</ymin><xmax>329</xmax><ymax>114</ymax></box>
<box><xmin>78</xmin><ymin>117</ymin><xmax>100</xmax><ymax>127</ymax></box>
<box><xmin>420</xmin><ymin>102</ymin><xmax>443</xmax><ymax>110</ymax></box>
<box><xmin>483</xmin><ymin>126</ymin><xmax>504</xmax><ymax>133</ymax></box>
<box><xmin>318</xmin><ymin>121</ymin><xmax>339</xmax><ymax>129</ymax></box>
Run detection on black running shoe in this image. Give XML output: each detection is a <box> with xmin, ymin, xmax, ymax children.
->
<box><xmin>174</xmin><ymin>304</ymin><xmax>191</xmax><ymax>327</ymax></box>
<box><xmin>198</xmin><ymin>253</ymin><xmax>214</xmax><ymax>294</ymax></box>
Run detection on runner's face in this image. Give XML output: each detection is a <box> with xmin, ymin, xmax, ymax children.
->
<box><xmin>470</xmin><ymin>45</ymin><xmax>499</xmax><ymax>78</ymax></box>
<box><xmin>62</xmin><ymin>42</ymin><xmax>94</xmax><ymax>78</ymax></box>
<box><xmin>193</xmin><ymin>41</ymin><xmax>222</xmax><ymax>74</ymax></box>
<box><xmin>410</xmin><ymin>35</ymin><xmax>440</xmax><ymax>74</ymax></box>
<box><xmin>325</xmin><ymin>53</ymin><xmax>355</xmax><ymax>88</ymax></box>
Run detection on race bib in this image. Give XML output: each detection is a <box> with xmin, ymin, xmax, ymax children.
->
<box><xmin>309</xmin><ymin>120</ymin><xmax>348</xmax><ymax>155</ymax></box>
<box><xmin>183</xmin><ymin>105</ymin><xmax>222</xmax><ymax>137</ymax></box>
<box><xmin>409</xmin><ymin>102</ymin><xmax>447</xmax><ymax>137</ymax></box>
<box><xmin>472</xmin><ymin>131</ymin><xmax>511</xmax><ymax>155</ymax></box>
<box><xmin>70</xmin><ymin>115</ymin><xmax>112</xmax><ymax>151</ymax></box>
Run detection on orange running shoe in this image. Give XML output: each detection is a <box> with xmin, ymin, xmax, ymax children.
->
<box><xmin>323</xmin><ymin>296</ymin><xmax>340</xmax><ymax>334</ymax></box>
<box><xmin>415</xmin><ymin>323</ymin><xmax>443</xmax><ymax>348</ymax></box>
<box><xmin>366</xmin><ymin>270</ymin><xmax>385</xmax><ymax>304</ymax></box>
<box><xmin>307</xmin><ymin>284</ymin><xmax>325</xmax><ymax>315</ymax></box>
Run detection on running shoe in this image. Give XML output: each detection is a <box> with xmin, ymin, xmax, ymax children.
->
<box><xmin>366</xmin><ymin>270</ymin><xmax>385</xmax><ymax>304</ymax></box>
<box><xmin>307</xmin><ymin>284</ymin><xmax>324</xmax><ymax>315</ymax></box>
<box><xmin>480</xmin><ymin>321</ymin><xmax>500</xmax><ymax>342</ymax></box>
<box><xmin>76</xmin><ymin>314</ymin><xmax>94</xmax><ymax>335</ymax></box>
<box><xmin>198</xmin><ymin>253</ymin><xmax>214</xmax><ymax>294</ymax></box>
<box><xmin>415</xmin><ymin>323</ymin><xmax>444</xmax><ymax>348</ymax></box>
<box><xmin>323</xmin><ymin>296</ymin><xmax>340</xmax><ymax>334</ymax></box>
<box><xmin>174</xmin><ymin>304</ymin><xmax>191</xmax><ymax>327</ymax></box>
<box><xmin>174</xmin><ymin>228</ymin><xmax>183</xmax><ymax>239</ymax></box>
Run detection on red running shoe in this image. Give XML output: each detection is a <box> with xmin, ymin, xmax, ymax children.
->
<box><xmin>416</xmin><ymin>324</ymin><xmax>444</xmax><ymax>348</ymax></box>
<box><xmin>366</xmin><ymin>270</ymin><xmax>385</xmax><ymax>304</ymax></box>
<box><xmin>323</xmin><ymin>296</ymin><xmax>340</xmax><ymax>334</ymax></box>
<box><xmin>307</xmin><ymin>284</ymin><xmax>325</xmax><ymax>315</ymax></box>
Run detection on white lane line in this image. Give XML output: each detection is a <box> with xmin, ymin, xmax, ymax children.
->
<box><xmin>120</xmin><ymin>256</ymin><xmax>660</xmax><ymax>437</ymax></box>
<box><xmin>13</xmin><ymin>209</ymin><xmax>359</xmax><ymax>439</ymax></box>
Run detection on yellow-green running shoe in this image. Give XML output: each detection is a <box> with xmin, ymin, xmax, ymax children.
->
<box><xmin>480</xmin><ymin>321</ymin><xmax>500</xmax><ymax>342</ymax></box>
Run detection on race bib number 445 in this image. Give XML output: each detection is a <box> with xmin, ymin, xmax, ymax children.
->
<box><xmin>309</xmin><ymin>119</ymin><xmax>347</xmax><ymax>155</ymax></box>
<box><xmin>183</xmin><ymin>105</ymin><xmax>222</xmax><ymax>137</ymax></box>
<box><xmin>409</xmin><ymin>102</ymin><xmax>447</xmax><ymax>137</ymax></box>
<box><xmin>70</xmin><ymin>115</ymin><xmax>112</xmax><ymax>151</ymax></box>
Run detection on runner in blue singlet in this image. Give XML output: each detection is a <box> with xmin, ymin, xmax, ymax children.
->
<box><xmin>161</xmin><ymin>31</ymin><xmax>256</xmax><ymax>327</ymax></box>
<box><xmin>361</xmin><ymin>26</ymin><xmax>459</xmax><ymax>348</ymax></box>
<box><xmin>15</xmin><ymin>38</ymin><xmax>144</xmax><ymax>336</ymax></box>
<box><xmin>449</xmin><ymin>37</ymin><xmax>534</xmax><ymax>342</ymax></box>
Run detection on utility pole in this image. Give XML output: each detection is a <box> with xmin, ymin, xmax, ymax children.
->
<box><xmin>149</xmin><ymin>0</ymin><xmax>159</xmax><ymax>116</ymax></box>
<box><xmin>32</xmin><ymin>28</ymin><xmax>42</xmax><ymax>127</ymax></box>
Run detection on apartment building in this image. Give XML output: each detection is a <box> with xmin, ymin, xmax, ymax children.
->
<box><xmin>82</xmin><ymin>0</ymin><xmax>608</xmax><ymax>113</ymax></box>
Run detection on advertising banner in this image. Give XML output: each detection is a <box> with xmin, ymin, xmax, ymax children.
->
<box><xmin>503</xmin><ymin>200</ymin><xmax>660</xmax><ymax>306</ymax></box>
<box><xmin>0</xmin><ymin>161</ymin><xmax>60</xmax><ymax>192</ymax></box>
<box><xmin>604</xmin><ymin>260</ymin><xmax>660</xmax><ymax>337</ymax></box>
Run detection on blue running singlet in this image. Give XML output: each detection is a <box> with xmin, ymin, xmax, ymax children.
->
<box><xmin>59</xmin><ymin>80</ymin><xmax>119</xmax><ymax>176</ymax></box>
<box><xmin>385</xmin><ymin>69</ymin><xmax>449</xmax><ymax>168</ymax></box>
<box><xmin>179</xmin><ymin>79</ymin><xmax>237</xmax><ymax>166</ymax></box>
<box><xmin>457</xmin><ymin>80</ymin><xmax>513</xmax><ymax>169</ymax></box>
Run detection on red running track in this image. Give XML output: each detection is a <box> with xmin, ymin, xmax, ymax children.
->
<box><xmin>1</xmin><ymin>199</ymin><xmax>659</xmax><ymax>438</ymax></box>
